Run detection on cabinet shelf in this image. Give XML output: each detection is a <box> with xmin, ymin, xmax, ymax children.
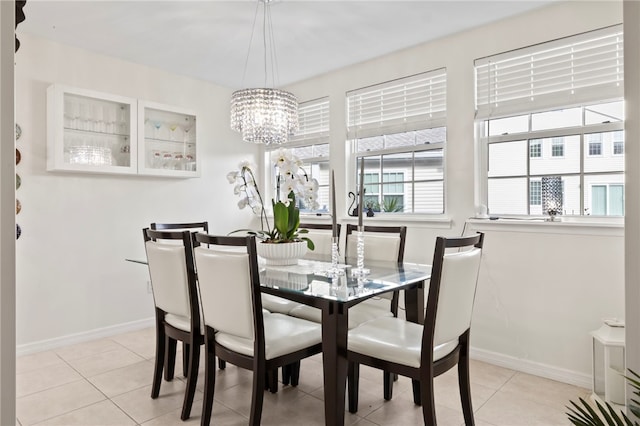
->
<box><xmin>63</xmin><ymin>127</ymin><xmax>130</xmax><ymax>138</ymax></box>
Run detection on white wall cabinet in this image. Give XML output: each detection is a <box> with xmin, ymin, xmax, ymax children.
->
<box><xmin>138</xmin><ymin>101</ymin><xmax>198</xmax><ymax>177</ymax></box>
<box><xmin>47</xmin><ymin>85</ymin><xmax>198</xmax><ymax>177</ymax></box>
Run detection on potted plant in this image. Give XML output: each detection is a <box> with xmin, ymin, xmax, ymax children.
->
<box><xmin>566</xmin><ymin>369</ymin><xmax>640</xmax><ymax>426</ymax></box>
<box><xmin>227</xmin><ymin>150</ymin><xmax>318</xmax><ymax>264</ymax></box>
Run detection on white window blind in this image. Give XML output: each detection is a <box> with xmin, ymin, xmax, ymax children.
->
<box><xmin>475</xmin><ymin>25</ymin><xmax>623</xmax><ymax>119</ymax></box>
<box><xmin>347</xmin><ymin>68</ymin><xmax>447</xmax><ymax>139</ymax></box>
<box><xmin>289</xmin><ymin>97</ymin><xmax>329</xmax><ymax>144</ymax></box>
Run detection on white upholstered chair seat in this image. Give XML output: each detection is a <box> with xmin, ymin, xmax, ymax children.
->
<box><xmin>348</xmin><ymin>317</ymin><xmax>459</xmax><ymax>368</ymax></box>
<box><xmin>261</xmin><ymin>294</ymin><xmax>303</xmax><ymax>315</ymax></box>
<box><xmin>215</xmin><ymin>313</ymin><xmax>321</xmax><ymax>360</ymax></box>
<box><xmin>165</xmin><ymin>313</ymin><xmax>206</xmax><ymax>335</ymax></box>
<box><xmin>164</xmin><ymin>313</ymin><xmax>191</xmax><ymax>332</ymax></box>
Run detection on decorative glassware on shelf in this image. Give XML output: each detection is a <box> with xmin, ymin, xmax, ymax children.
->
<box><xmin>142</xmin><ymin>107</ymin><xmax>197</xmax><ymax>172</ymax></box>
<box><xmin>60</xmin><ymin>93</ymin><xmax>131</xmax><ymax>169</ymax></box>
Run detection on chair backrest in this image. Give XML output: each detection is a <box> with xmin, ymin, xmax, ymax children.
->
<box><xmin>150</xmin><ymin>221</ymin><xmax>209</xmax><ymax>234</ymax></box>
<box><xmin>299</xmin><ymin>223</ymin><xmax>341</xmax><ymax>258</ymax></box>
<box><xmin>193</xmin><ymin>234</ymin><xmax>262</xmax><ymax>342</ymax></box>
<box><xmin>345</xmin><ymin>224</ymin><xmax>406</xmax><ymax>263</ymax></box>
<box><xmin>143</xmin><ymin>229</ymin><xmax>200</xmax><ymax>331</ymax></box>
<box><xmin>425</xmin><ymin>233</ymin><xmax>484</xmax><ymax>351</ymax></box>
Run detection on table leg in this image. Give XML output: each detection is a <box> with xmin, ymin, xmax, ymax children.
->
<box><xmin>404</xmin><ymin>281</ymin><xmax>425</xmax><ymax>324</ymax></box>
<box><xmin>322</xmin><ymin>302</ymin><xmax>348</xmax><ymax>426</ymax></box>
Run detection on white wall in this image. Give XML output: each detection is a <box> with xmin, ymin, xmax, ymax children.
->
<box><xmin>14</xmin><ymin>33</ymin><xmax>261</xmax><ymax>350</ymax></box>
<box><xmin>286</xmin><ymin>0</ymin><xmax>624</xmax><ymax>386</ymax></box>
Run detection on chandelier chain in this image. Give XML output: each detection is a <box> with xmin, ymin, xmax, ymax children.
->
<box><xmin>230</xmin><ymin>0</ymin><xmax>299</xmax><ymax>145</ymax></box>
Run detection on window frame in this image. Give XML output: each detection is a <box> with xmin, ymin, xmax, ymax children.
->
<box><xmin>347</xmin><ymin>69</ymin><xmax>447</xmax><ymax>216</ymax></box>
<box><xmin>475</xmin><ymin>25</ymin><xmax>624</xmax><ymax>220</ymax></box>
<box><xmin>478</xmin><ymin>115</ymin><xmax>623</xmax><ymax>217</ymax></box>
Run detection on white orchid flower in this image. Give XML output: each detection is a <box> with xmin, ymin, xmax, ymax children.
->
<box><xmin>272</xmin><ymin>149</ymin><xmax>292</xmax><ymax>169</ymax></box>
<box><xmin>239</xmin><ymin>160</ymin><xmax>256</xmax><ymax>171</ymax></box>
<box><xmin>304</xmin><ymin>178</ymin><xmax>319</xmax><ymax>194</ymax></box>
<box><xmin>233</xmin><ymin>184</ymin><xmax>246</xmax><ymax>195</ymax></box>
<box><xmin>226</xmin><ymin>171</ymin><xmax>239</xmax><ymax>184</ymax></box>
<box><xmin>282</xmin><ymin>181</ymin><xmax>297</xmax><ymax>195</ymax></box>
<box><xmin>237</xmin><ymin>197</ymin><xmax>249</xmax><ymax>209</ymax></box>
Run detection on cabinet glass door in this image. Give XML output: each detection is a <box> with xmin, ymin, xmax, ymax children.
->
<box><xmin>138</xmin><ymin>102</ymin><xmax>198</xmax><ymax>177</ymax></box>
<box><xmin>47</xmin><ymin>85</ymin><xmax>137</xmax><ymax>174</ymax></box>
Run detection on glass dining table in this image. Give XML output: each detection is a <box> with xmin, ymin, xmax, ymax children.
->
<box><xmin>259</xmin><ymin>256</ymin><xmax>431</xmax><ymax>426</ymax></box>
<box><xmin>127</xmin><ymin>254</ymin><xmax>431</xmax><ymax>425</ymax></box>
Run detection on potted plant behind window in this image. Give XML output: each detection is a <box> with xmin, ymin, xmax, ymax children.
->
<box><xmin>227</xmin><ymin>149</ymin><xmax>318</xmax><ymax>265</ymax></box>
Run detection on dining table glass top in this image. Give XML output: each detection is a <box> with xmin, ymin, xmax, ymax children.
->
<box><xmin>259</xmin><ymin>257</ymin><xmax>431</xmax><ymax>304</ymax></box>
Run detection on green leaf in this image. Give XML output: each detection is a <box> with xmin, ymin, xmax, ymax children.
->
<box><xmin>273</xmin><ymin>201</ymin><xmax>289</xmax><ymax>239</ymax></box>
<box><xmin>566</xmin><ymin>399</ymin><xmax>600</xmax><ymax>426</ymax></box>
<box><xmin>301</xmin><ymin>236</ymin><xmax>315</xmax><ymax>251</ymax></box>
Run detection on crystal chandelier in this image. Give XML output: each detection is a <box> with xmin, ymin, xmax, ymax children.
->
<box><xmin>230</xmin><ymin>0</ymin><xmax>299</xmax><ymax>145</ymax></box>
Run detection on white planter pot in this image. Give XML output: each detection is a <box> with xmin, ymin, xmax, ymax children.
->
<box><xmin>256</xmin><ymin>240</ymin><xmax>308</xmax><ymax>266</ymax></box>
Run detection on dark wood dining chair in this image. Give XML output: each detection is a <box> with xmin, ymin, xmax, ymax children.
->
<box><xmin>347</xmin><ymin>233</ymin><xmax>485</xmax><ymax>425</ymax></box>
<box><xmin>288</xmin><ymin>224</ymin><xmax>407</xmax><ymax>396</ymax></box>
<box><xmin>300</xmin><ymin>222</ymin><xmax>341</xmax><ymax>259</ymax></box>
<box><xmin>192</xmin><ymin>233</ymin><xmax>323</xmax><ymax>426</ymax></box>
<box><xmin>143</xmin><ymin>228</ymin><xmax>203</xmax><ymax>421</ymax></box>
<box><xmin>344</xmin><ymin>224</ymin><xmax>407</xmax><ymax>316</ymax></box>
<box><xmin>150</xmin><ymin>221</ymin><xmax>208</xmax><ymax>233</ymax></box>
<box><xmin>149</xmin><ymin>221</ymin><xmax>218</xmax><ymax>372</ymax></box>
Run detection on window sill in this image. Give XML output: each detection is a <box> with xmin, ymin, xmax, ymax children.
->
<box><xmin>466</xmin><ymin>217</ymin><xmax>623</xmax><ymax>236</ymax></box>
<box><xmin>299</xmin><ymin>213</ymin><xmax>453</xmax><ymax>228</ymax></box>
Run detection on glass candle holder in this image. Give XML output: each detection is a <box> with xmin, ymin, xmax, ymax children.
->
<box><xmin>351</xmin><ymin>227</ymin><xmax>370</xmax><ymax>277</ymax></box>
<box><xmin>326</xmin><ymin>237</ymin><xmax>344</xmax><ymax>277</ymax></box>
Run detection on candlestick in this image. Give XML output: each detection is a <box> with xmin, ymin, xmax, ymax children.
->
<box><xmin>351</xmin><ymin>229</ymin><xmax>369</xmax><ymax>277</ymax></box>
<box><xmin>327</xmin><ymin>236</ymin><xmax>344</xmax><ymax>277</ymax></box>
<box><xmin>358</xmin><ymin>157</ymin><xmax>364</xmax><ymax>228</ymax></box>
<box><xmin>331</xmin><ymin>170</ymin><xmax>337</xmax><ymax>238</ymax></box>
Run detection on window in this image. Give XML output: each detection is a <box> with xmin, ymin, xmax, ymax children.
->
<box><xmin>363</xmin><ymin>172</ymin><xmax>405</xmax><ymax>212</ymax></box>
<box><xmin>475</xmin><ymin>25</ymin><xmax>624</xmax><ymax>217</ymax></box>
<box><xmin>347</xmin><ymin>69</ymin><xmax>446</xmax><ymax>214</ymax></box>
<box><xmin>613</xmin><ymin>131</ymin><xmax>624</xmax><ymax>155</ymax></box>
<box><xmin>530</xmin><ymin>180</ymin><xmax>542</xmax><ymax>206</ymax></box>
<box><xmin>551</xmin><ymin>138</ymin><xmax>564</xmax><ymax>157</ymax></box>
<box><xmin>588</xmin><ymin>133</ymin><xmax>603</xmax><ymax>156</ymax></box>
<box><xmin>589</xmin><ymin>142</ymin><xmax>602</xmax><ymax>156</ymax></box>
<box><xmin>267</xmin><ymin>98</ymin><xmax>330</xmax><ymax>213</ymax></box>
<box><xmin>590</xmin><ymin>184</ymin><xmax>624</xmax><ymax>216</ymax></box>
<box><xmin>530</xmin><ymin>140</ymin><xmax>542</xmax><ymax>158</ymax></box>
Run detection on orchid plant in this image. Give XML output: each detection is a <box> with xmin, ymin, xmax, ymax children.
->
<box><xmin>227</xmin><ymin>149</ymin><xmax>319</xmax><ymax>250</ymax></box>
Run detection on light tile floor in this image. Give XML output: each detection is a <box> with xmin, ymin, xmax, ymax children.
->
<box><xmin>16</xmin><ymin>327</ymin><xmax>589</xmax><ymax>425</ymax></box>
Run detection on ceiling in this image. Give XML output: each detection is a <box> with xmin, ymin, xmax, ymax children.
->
<box><xmin>19</xmin><ymin>0</ymin><xmax>556</xmax><ymax>89</ymax></box>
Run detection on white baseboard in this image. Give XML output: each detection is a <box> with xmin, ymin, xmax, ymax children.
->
<box><xmin>16</xmin><ymin>320</ymin><xmax>592</xmax><ymax>390</ymax></box>
<box><xmin>17</xmin><ymin>317</ymin><xmax>155</xmax><ymax>356</ymax></box>
<box><xmin>470</xmin><ymin>346</ymin><xmax>592</xmax><ymax>389</ymax></box>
